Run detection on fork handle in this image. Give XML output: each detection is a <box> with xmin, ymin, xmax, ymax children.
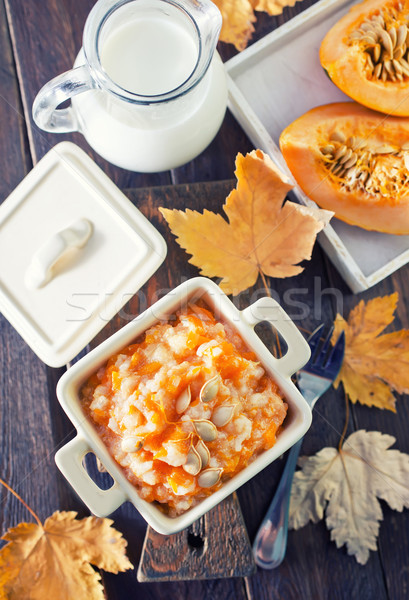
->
<box><xmin>252</xmin><ymin>436</ymin><xmax>303</xmax><ymax>569</ymax></box>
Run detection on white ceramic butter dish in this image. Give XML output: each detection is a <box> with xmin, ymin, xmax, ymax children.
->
<box><xmin>0</xmin><ymin>142</ymin><xmax>167</xmax><ymax>366</ymax></box>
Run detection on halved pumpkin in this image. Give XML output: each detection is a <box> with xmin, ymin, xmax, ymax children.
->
<box><xmin>320</xmin><ymin>0</ymin><xmax>409</xmax><ymax>116</ymax></box>
<box><xmin>279</xmin><ymin>102</ymin><xmax>409</xmax><ymax>234</ymax></box>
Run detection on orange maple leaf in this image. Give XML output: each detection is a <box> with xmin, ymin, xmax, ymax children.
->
<box><xmin>215</xmin><ymin>0</ymin><xmax>304</xmax><ymax>50</ymax></box>
<box><xmin>333</xmin><ymin>293</ymin><xmax>409</xmax><ymax>412</ymax></box>
<box><xmin>0</xmin><ymin>511</ymin><xmax>133</xmax><ymax>600</ymax></box>
<box><xmin>160</xmin><ymin>150</ymin><xmax>331</xmax><ymax>296</ymax></box>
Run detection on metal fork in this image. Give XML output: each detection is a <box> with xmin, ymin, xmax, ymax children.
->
<box><xmin>252</xmin><ymin>324</ymin><xmax>345</xmax><ymax>569</ymax></box>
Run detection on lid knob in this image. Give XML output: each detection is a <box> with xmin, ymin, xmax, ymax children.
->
<box><xmin>25</xmin><ymin>218</ymin><xmax>93</xmax><ymax>290</ymax></box>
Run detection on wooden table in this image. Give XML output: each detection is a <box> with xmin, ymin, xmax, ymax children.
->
<box><xmin>0</xmin><ymin>1</ymin><xmax>408</xmax><ymax>598</ymax></box>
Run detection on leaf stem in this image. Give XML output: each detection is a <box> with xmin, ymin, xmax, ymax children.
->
<box><xmin>338</xmin><ymin>386</ymin><xmax>350</xmax><ymax>452</ymax></box>
<box><xmin>258</xmin><ymin>270</ymin><xmax>282</xmax><ymax>358</ymax></box>
<box><xmin>0</xmin><ymin>477</ymin><xmax>42</xmax><ymax>527</ymax></box>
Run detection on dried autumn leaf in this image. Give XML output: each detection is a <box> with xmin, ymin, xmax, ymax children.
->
<box><xmin>215</xmin><ymin>0</ymin><xmax>304</xmax><ymax>50</ymax></box>
<box><xmin>160</xmin><ymin>150</ymin><xmax>331</xmax><ymax>296</ymax></box>
<box><xmin>253</xmin><ymin>0</ymin><xmax>303</xmax><ymax>16</ymax></box>
<box><xmin>214</xmin><ymin>0</ymin><xmax>256</xmax><ymax>51</ymax></box>
<box><xmin>0</xmin><ymin>511</ymin><xmax>133</xmax><ymax>600</ymax></box>
<box><xmin>289</xmin><ymin>430</ymin><xmax>409</xmax><ymax>564</ymax></box>
<box><xmin>332</xmin><ymin>293</ymin><xmax>409</xmax><ymax>412</ymax></box>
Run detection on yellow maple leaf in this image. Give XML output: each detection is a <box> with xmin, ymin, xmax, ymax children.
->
<box><xmin>215</xmin><ymin>0</ymin><xmax>304</xmax><ymax>50</ymax></box>
<box><xmin>253</xmin><ymin>0</ymin><xmax>303</xmax><ymax>16</ymax></box>
<box><xmin>0</xmin><ymin>511</ymin><xmax>133</xmax><ymax>600</ymax></box>
<box><xmin>160</xmin><ymin>150</ymin><xmax>330</xmax><ymax>296</ymax></box>
<box><xmin>333</xmin><ymin>293</ymin><xmax>409</xmax><ymax>412</ymax></box>
<box><xmin>214</xmin><ymin>0</ymin><xmax>256</xmax><ymax>51</ymax></box>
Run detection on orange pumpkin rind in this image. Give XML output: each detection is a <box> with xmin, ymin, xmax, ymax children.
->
<box><xmin>320</xmin><ymin>0</ymin><xmax>409</xmax><ymax>117</ymax></box>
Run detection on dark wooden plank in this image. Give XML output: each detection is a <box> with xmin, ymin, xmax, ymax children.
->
<box><xmin>237</xmin><ymin>250</ymin><xmax>389</xmax><ymax>600</ymax></box>
<box><xmin>325</xmin><ymin>256</ymin><xmax>409</xmax><ymax>600</ymax></box>
<box><xmin>0</xmin><ymin>0</ymin><xmax>87</xmax><ymax>542</ymax></box>
<box><xmin>104</xmin><ymin>575</ymin><xmax>249</xmax><ymax>600</ymax></box>
<box><xmin>138</xmin><ymin>493</ymin><xmax>255</xmax><ymax>582</ymax></box>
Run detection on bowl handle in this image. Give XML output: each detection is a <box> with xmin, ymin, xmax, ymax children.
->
<box><xmin>55</xmin><ymin>435</ymin><xmax>127</xmax><ymax>516</ymax></box>
<box><xmin>241</xmin><ymin>297</ymin><xmax>310</xmax><ymax>379</ymax></box>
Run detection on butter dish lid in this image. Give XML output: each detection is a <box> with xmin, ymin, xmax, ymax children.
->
<box><xmin>0</xmin><ymin>142</ymin><xmax>167</xmax><ymax>367</ymax></box>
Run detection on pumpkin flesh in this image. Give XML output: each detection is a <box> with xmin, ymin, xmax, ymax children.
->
<box><xmin>279</xmin><ymin>102</ymin><xmax>409</xmax><ymax>234</ymax></box>
<box><xmin>320</xmin><ymin>0</ymin><xmax>409</xmax><ymax>116</ymax></box>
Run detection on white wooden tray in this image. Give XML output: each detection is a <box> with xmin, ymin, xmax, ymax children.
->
<box><xmin>226</xmin><ymin>0</ymin><xmax>409</xmax><ymax>293</ymax></box>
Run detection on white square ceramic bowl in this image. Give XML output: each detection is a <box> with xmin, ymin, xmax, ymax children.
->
<box><xmin>55</xmin><ymin>277</ymin><xmax>312</xmax><ymax>534</ymax></box>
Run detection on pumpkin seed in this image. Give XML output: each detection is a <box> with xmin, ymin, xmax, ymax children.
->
<box><xmin>332</xmin><ymin>163</ymin><xmax>345</xmax><ymax>176</ymax></box>
<box><xmin>397</xmin><ymin>24</ymin><xmax>408</xmax><ymax>48</ymax></box>
<box><xmin>211</xmin><ymin>405</ymin><xmax>235</xmax><ymax>428</ymax></box>
<box><xmin>374</xmin><ymin>62</ymin><xmax>383</xmax><ymax>78</ymax></box>
<box><xmin>197</xmin><ymin>467</ymin><xmax>223</xmax><ymax>488</ymax></box>
<box><xmin>321</xmin><ymin>144</ymin><xmax>335</xmax><ymax>154</ymax></box>
<box><xmin>339</xmin><ymin>148</ymin><xmax>353</xmax><ymax>164</ymax></box>
<box><xmin>183</xmin><ymin>445</ymin><xmax>202</xmax><ymax>476</ymax></box>
<box><xmin>383</xmin><ymin>59</ymin><xmax>393</xmax><ymax>74</ymax></box>
<box><xmin>195</xmin><ymin>439</ymin><xmax>210</xmax><ymax>468</ymax></box>
<box><xmin>334</xmin><ymin>144</ymin><xmax>348</xmax><ymax>160</ymax></box>
<box><xmin>343</xmin><ymin>153</ymin><xmax>358</xmax><ymax>169</ymax></box>
<box><xmin>373</xmin><ymin>14</ymin><xmax>385</xmax><ymax>27</ymax></box>
<box><xmin>379</xmin><ymin>29</ymin><xmax>394</xmax><ymax>57</ymax></box>
<box><xmin>399</xmin><ymin>57</ymin><xmax>409</xmax><ymax>75</ymax></box>
<box><xmin>199</xmin><ymin>374</ymin><xmax>220</xmax><ymax>403</ymax></box>
<box><xmin>393</xmin><ymin>45</ymin><xmax>405</xmax><ymax>60</ymax></box>
<box><xmin>361</xmin><ymin>22</ymin><xmax>376</xmax><ymax>33</ymax></box>
<box><xmin>359</xmin><ymin>170</ymin><xmax>370</xmax><ymax>184</ymax></box>
<box><xmin>330</xmin><ymin>131</ymin><xmax>346</xmax><ymax>143</ymax></box>
<box><xmin>393</xmin><ymin>58</ymin><xmax>403</xmax><ymax>74</ymax></box>
<box><xmin>193</xmin><ymin>419</ymin><xmax>218</xmax><ymax>442</ymax></box>
<box><xmin>373</xmin><ymin>43</ymin><xmax>381</xmax><ymax>63</ymax></box>
<box><xmin>121</xmin><ymin>436</ymin><xmax>143</xmax><ymax>453</ymax></box>
<box><xmin>388</xmin><ymin>26</ymin><xmax>397</xmax><ymax>48</ymax></box>
<box><xmin>376</xmin><ymin>144</ymin><xmax>396</xmax><ymax>154</ymax></box>
<box><xmin>175</xmin><ymin>385</ymin><xmax>191</xmax><ymax>414</ymax></box>
<box><xmin>401</xmin><ymin>142</ymin><xmax>409</xmax><ymax>150</ymax></box>
<box><xmin>362</xmin><ymin>33</ymin><xmax>377</xmax><ymax>45</ymax></box>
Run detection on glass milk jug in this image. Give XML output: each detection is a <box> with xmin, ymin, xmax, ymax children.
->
<box><xmin>33</xmin><ymin>0</ymin><xmax>227</xmax><ymax>172</ymax></box>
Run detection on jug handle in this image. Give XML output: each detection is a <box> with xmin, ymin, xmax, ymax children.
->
<box><xmin>32</xmin><ymin>65</ymin><xmax>95</xmax><ymax>134</ymax></box>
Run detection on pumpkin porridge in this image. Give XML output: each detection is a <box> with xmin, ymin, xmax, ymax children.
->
<box><xmin>81</xmin><ymin>304</ymin><xmax>287</xmax><ymax>516</ymax></box>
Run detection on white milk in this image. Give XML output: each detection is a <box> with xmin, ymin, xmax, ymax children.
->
<box><xmin>100</xmin><ymin>17</ymin><xmax>198</xmax><ymax>95</ymax></box>
<box><xmin>71</xmin><ymin>14</ymin><xmax>227</xmax><ymax>172</ymax></box>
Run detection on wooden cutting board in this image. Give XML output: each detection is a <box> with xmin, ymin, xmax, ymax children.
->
<box><xmin>125</xmin><ymin>181</ymin><xmax>256</xmax><ymax>581</ymax></box>
<box><xmin>137</xmin><ymin>493</ymin><xmax>256</xmax><ymax>582</ymax></box>
<box><xmin>82</xmin><ymin>181</ymin><xmax>256</xmax><ymax>581</ymax></box>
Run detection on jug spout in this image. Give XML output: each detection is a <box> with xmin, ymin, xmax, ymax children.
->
<box><xmin>184</xmin><ymin>0</ymin><xmax>223</xmax><ymax>59</ymax></box>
